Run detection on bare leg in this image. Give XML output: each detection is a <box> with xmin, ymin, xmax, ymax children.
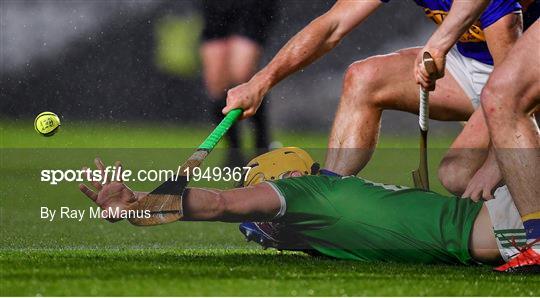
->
<box><xmin>470</xmin><ymin>205</ymin><xmax>503</xmax><ymax>263</ymax></box>
<box><xmin>228</xmin><ymin>35</ymin><xmax>262</xmax><ymax>84</ymax></box>
<box><xmin>182</xmin><ymin>183</ymin><xmax>281</xmax><ymax>222</ymax></box>
<box><xmin>200</xmin><ymin>39</ymin><xmax>231</xmax><ymax>98</ymax></box>
<box><xmin>200</xmin><ymin>39</ymin><xmax>242</xmax><ymax>153</ymax></box>
<box><xmin>325</xmin><ymin>47</ymin><xmax>473</xmax><ymax>175</ymax></box>
<box><xmin>228</xmin><ymin>35</ymin><xmax>270</xmax><ymax>150</ymax></box>
<box><xmin>481</xmin><ymin>21</ymin><xmax>540</xmax><ymax>215</ymax></box>
<box><xmin>438</xmin><ymin>108</ymin><xmax>490</xmax><ymax>195</ymax></box>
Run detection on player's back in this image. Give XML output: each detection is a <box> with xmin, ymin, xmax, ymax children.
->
<box><xmin>271</xmin><ymin>175</ymin><xmax>484</xmax><ymax>264</ymax></box>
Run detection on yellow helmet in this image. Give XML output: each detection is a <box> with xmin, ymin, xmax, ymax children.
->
<box><xmin>241</xmin><ymin>147</ymin><xmax>317</xmax><ymax>187</ymax></box>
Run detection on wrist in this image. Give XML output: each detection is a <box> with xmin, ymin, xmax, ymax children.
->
<box><xmin>424</xmin><ymin>32</ymin><xmax>453</xmax><ymax>57</ymax></box>
<box><xmin>424</xmin><ymin>43</ymin><xmax>448</xmax><ymax>58</ymax></box>
<box><xmin>250</xmin><ymin>71</ymin><xmax>274</xmax><ymax>94</ymax></box>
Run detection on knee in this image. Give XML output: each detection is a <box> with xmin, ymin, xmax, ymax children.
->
<box><xmin>481</xmin><ymin>81</ymin><xmax>537</xmax><ymax>128</ymax></box>
<box><xmin>480</xmin><ymin>84</ymin><xmax>504</xmax><ymax>122</ymax></box>
<box><xmin>342</xmin><ymin>58</ymin><xmax>386</xmax><ymax>106</ymax></box>
<box><xmin>438</xmin><ymin>157</ymin><xmax>469</xmax><ymax>196</ymax></box>
<box><xmin>480</xmin><ymin>77</ymin><xmax>516</xmax><ymax>122</ymax></box>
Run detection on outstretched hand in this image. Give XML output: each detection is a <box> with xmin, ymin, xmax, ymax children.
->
<box><xmin>79</xmin><ymin>158</ymin><xmax>140</xmax><ymax>222</ymax></box>
<box><xmin>222</xmin><ymin>79</ymin><xmax>268</xmax><ymax>119</ymax></box>
<box><xmin>414</xmin><ymin>48</ymin><xmax>446</xmax><ymax>91</ymax></box>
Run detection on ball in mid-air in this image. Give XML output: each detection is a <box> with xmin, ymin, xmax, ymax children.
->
<box><xmin>34</xmin><ymin>112</ymin><xmax>61</xmax><ymax>137</ymax></box>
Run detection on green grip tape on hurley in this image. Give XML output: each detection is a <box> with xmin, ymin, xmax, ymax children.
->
<box><xmin>198</xmin><ymin>109</ymin><xmax>242</xmax><ymax>151</ymax></box>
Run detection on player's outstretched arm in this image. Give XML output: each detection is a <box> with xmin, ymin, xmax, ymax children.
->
<box><xmin>223</xmin><ymin>0</ymin><xmax>381</xmax><ymax>119</ymax></box>
<box><xmin>79</xmin><ymin>158</ymin><xmax>282</xmax><ymax>223</ymax></box>
<box><xmin>416</xmin><ymin>0</ymin><xmax>491</xmax><ymax>90</ymax></box>
<box><xmin>182</xmin><ymin>184</ymin><xmax>281</xmax><ymax>222</ymax></box>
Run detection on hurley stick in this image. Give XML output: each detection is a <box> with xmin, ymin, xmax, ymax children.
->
<box><xmin>412</xmin><ymin>52</ymin><xmax>436</xmax><ymax>190</ymax></box>
<box><xmin>129</xmin><ymin>109</ymin><xmax>243</xmax><ymax>226</ymax></box>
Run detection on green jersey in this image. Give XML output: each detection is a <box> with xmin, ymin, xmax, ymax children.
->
<box><xmin>268</xmin><ymin>175</ymin><xmax>483</xmax><ymax>264</ymax></box>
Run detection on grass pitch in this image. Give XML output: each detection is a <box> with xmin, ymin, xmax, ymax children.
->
<box><xmin>1</xmin><ymin>120</ymin><xmax>539</xmax><ymax>296</ymax></box>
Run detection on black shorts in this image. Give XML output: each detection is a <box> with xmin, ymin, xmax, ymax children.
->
<box><xmin>523</xmin><ymin>1</ymin><xmax>539</xmax><ymax>31</ymax></box>
<box><xmin>201</xmin><ymin>0</ymin><xmax>277</xmax><ymax>46</ymax></box>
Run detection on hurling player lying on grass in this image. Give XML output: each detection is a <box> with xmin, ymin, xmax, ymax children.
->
<box><xmin>79</xmin><ymin>148</ymin><xmax>527</xmax><ymax>267</ymax></box>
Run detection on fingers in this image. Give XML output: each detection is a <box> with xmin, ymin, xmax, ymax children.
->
<box><xmin>416</xmin><ymin>71</ymin><xmax>430</xmax><ymax>90</ymax></box>
<box><xmin>82</xmin><ymin>166</ymin><xmax>102</xmax><ymax>190</ymax></box>
<box><xmin>462</xmin><ymin>184</ymin><xmax>479</xmax><ymax>202</ymax></box>
<box><xmin>462</xmin><ymin>188</ymin><xmax>472</xmax><ymax>200</ymax></box>
<box><xmin>223</xmin><ymin>88</ymin><xmax>237</xmax><ymax>115</ymax></box>
<box><xmin>94</xmin><ymin>157</ymin><xmax>105</xmax><ymax>172</ymax></box>
<box><xmin>418</xmin><ymin>62</ymin><xmax>431</xmax><ymax>79</ymax></box>
<box><xmin>483</xmin><ymin>188</ymin><xmax>495</xmax><ymax>201</ymax></box>
<box><xmin>421</xmin><ymin>69</ymin><xmax>435</xmax><ymax>90</ymax></box>
<box><xmin>242</xmin><ymin>108</ymin><xmax>255</xmax><ymax>119</ymax></box>
<box><xmin>280</xmin><ymin>171</ymin><xmax>303</xmax><ymax>179</ymax></box>
<box><xmin>414</xmin><ymin>53</ymin><xmax>430</xmax><ymax>88</ymax></box>
<box><xmin>83</xmin><ymin>158</ymin><xmax>124</xmax><ymax>190</ymax></box>
<box><xmin>94</xmin><ymin>157</ymin><xmax>107</xmax><ymax>183</ymax></box>
<box><xmin>416</xmin><ymin>74</ymin><xmax>434</xmax><ymax>91</ymax></box>
<box><xmin>113</xmin><ymin>160</ymin><xmax>123</xmax><ymax>182</ymax></box>
<box><xmin>222</xmin><ymin>104</ymin><xmax>232</xmax><ymax>115</ymax></box>
<box><xmin>415</xmin><ymin>64</ymin><xmax>434</xmax><ymax>91</ymax></box>
<box><xmin>289</xmin><ymin>171</ymin><xmax>303</xmax><ymax>177</ymax></box>
<box><xmin>462</xmin><ymin>184</ymin><xmax>495</xmax><ymax>202</ymax></box>
<box><xmin>223</xmin><ymin>84</ymin><xmax>262</xmax><ymax>119</ymax></box>
<box><xmin>223</xmin><ymin>104</ymin><xmax>255</xmax><ymax>120</ymax></box>
<box><xmin>79</xmin><ymin>183</ymin><xmax>98</xmax><ymax>201</ymax></box>
<box><xmin>469</xmin><ymin>190</ymin><xmax>481</xmax><ymax>202</ymax></box>
<box><xmin>95</xmin><ymin>157</ymin><xmax>123</xmax><ymax>184</ymax></box>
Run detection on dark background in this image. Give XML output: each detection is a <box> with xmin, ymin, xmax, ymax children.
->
<box><xmin>1</xmin><ymin>0</ymin><xmax>453</xmax><ymax>132</ymax></box>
